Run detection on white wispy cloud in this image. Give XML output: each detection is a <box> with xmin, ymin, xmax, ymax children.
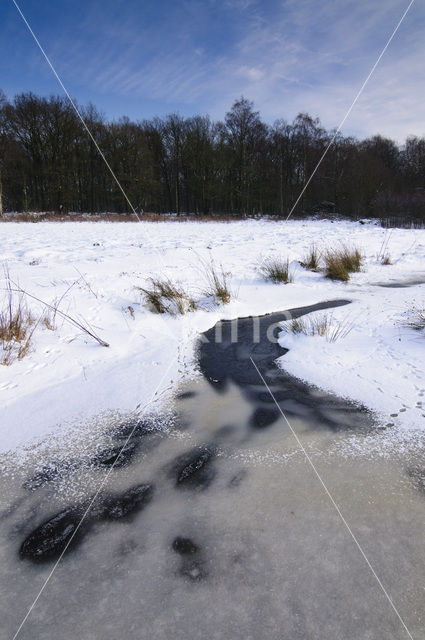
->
<box><xmin>37</xmin><ymin>0</ymin><xmax>425</xmax><ymax>139</ymax></box>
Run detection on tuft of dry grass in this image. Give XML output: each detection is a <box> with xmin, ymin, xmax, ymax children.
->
<box><xmin>8</xmin><ymin>280</ymin><xmax>110</xmax><ymax>347</ymax></box>
<box><xmin>324</xmin><ymin>246</ymin><xmax>362</xmax><ymax>281</ymax></box>
<box><xmin>379</xmin><ymin>252</ymin><xmax>392</xmax><ymax>265</ymax></box>
<box><xmin>1</xmin><ymin>269</ymin><xmax>109</xmax><ymax>361</ymax></box>
<box><xmin>301</xmin><ymin>245</ymin><xmax>320</xmax><ymax>271</ymax></box>
<box><xmin>202</xmin><ymin>260</ymin><xmax>231</xmax><ymax>305</ymax></box>
<box><xmin>376</xmin><ymin>232</ymin><xmax>392</xmax><ymax>265</ymax></box>
<box><xmin>324</xmin><ymin>253</ymin><xmax>350</xmax><ymax>281</ymax></box>
<box><xmin>282</xmin><ymin>313</ymin><xmax>353</xmax><ymax>342</ymax></box>
<box><xmin>260</xmin><ymin>257</ymin><xmax>294</xmax><ymax>284</ymax></box>
<box><xmin>139</xmin><ymin>278</ymin><xmax>195</xmax><ymax>315</ymax></box>
<box><xmin>42</xmin><ymin>309</ymin><xmax>56</xmax><ymax>331</ymax></box>
<box><xmin>338</xmin><ymin>246</ymin><xmax>362</xmax><ymax>272</ymax></box>
<box><xmin>0</xmin><ymin>271</ymin><xmax>35</xmax><ymax>365</ymax></box>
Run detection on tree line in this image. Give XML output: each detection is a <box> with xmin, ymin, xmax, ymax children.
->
<box><xmin>1</xmin><ymin>90</ymin><xmax>424</xmax><ymax>220</ymax></box>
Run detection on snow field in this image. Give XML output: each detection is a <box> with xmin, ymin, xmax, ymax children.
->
<box><xmin>0</xmin><ymin>218</ymin><xmax>424</xmax><ymax>453</ymax></box>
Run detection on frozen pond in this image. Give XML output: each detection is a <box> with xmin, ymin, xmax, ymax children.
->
<box><xmin>1</xmin><ymin>302</ymin><xmax>424</xmax><ymax>639</ymax></box>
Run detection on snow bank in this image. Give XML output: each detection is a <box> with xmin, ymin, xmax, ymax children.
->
<box><xmin>0</xmin><ymin>218</ymin><xmax>424</xmax><ymax>453</ymax></box>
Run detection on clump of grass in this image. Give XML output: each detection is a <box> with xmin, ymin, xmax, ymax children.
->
<box><xmin>126</xmin><ymin>305</ymin><xmax>135</xmax><ymax>319</ymax></box>
<box><xmin>41</xmin><ymin>294</ymin><xmax>63</xmax><ymax>331</ymax></box>
<box><xmin>42</xmin><ymin>309</ymin><xmax>56</xmax><ymax>331</ymax></box>
<box><xmin>379</xmin><ymin>252</ymin><xmax>392</xmax><ymax>265</ymax></box>
<box><xmin>282</xmin><ymin>313</ymin><xmax>353</xmax><ymax>342</ymax></box>
<box><xmin>12</xmin><ymin>284</ymin><xmax>109</xmax><ymax>347</ymax></box>
<box><xmin>260</xmin><ymin>257</ymin><xmax>294</xmax><ymax>284</ymax></box>
<box><xmin>0</xmin><ymin>271</ymin><xmax>35</xmax><ymax>365</ymax></box>
<box><xmin>139</xmin><ymin>277</ymin><xmax>195</xmax><ymax>315</ymax></box>
<box><xmin>377</xmin><ymin>232</ymin><xmax>392</xmax><ymax>265</ymax></box>
<box><xmin>1</xmin><ymin>269</ymin><xmax>109</xmax><ymax>357</ymax></box>
<box><xmin>341</xmin><ymin>246</ymin><xmax>362</xmax><ymax>272</ymax></box>
<box><xmin>301</xmin><ymin>245</ymin><xmax>320</xmax><ymax>271</ymax></box>
<box><xmin>324</xmin><ymin>246</ymin><xmax>362</xmax><ymax>281</ymax></box>
<box><xmin>202</xmin><ymin>260</ymin><xmax>231</xmax><ymax>305</ymax></box>
<box><xmin>324</xmin><ymin>253</ymin><xmax>350</xmax><ymax>281</ymax></box>
<box><xmin>401</xmin><ymin>306</ymin><xmax>425</xmax><ymax>332</ymax></box>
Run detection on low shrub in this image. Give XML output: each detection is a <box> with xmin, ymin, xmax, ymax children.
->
<box><xmin>376</xmin><ymin>233</ymin><xmax>392</xmax><ymax>265</ymax></box>
<box><xmin>282</xmin><ymin>313</ymin><xmax>353</xmax><ymax>342</ymax></box>
<box><xmin>401</xmin><ymin>306</ymin><xmax>425</xmax><ymax>332</ymax></box>
<box><xmin>324</xmin><ymin>246</ymin><xmax>362</xmax><ymax>281</ymax></box>
<box><xmin>202</xmin><ymin>260</ymin><xmax>231</xmax><ymax>304</ymax></box>
<box><xmin>379</xmin><ymin>252</ymin><xmax>392</xmax><ymax>265</ymax></box>
<box><xmin>0</xmin><ymin>273</ymin><xmax>35</xmax><ymax>365</ymax></box>
<box><xmin>340</xmin><ymin>246</ymin><xmax>362</xmax><ymax>272</ymax></box>
<box><xmin>301</xmin><ymin>245</ymin><xmax>320</xmax><ymax>271</ymax></box>
<box><xmin>324</xmin><ymin>253</ymin><xmax>350</xmax><ymax>281</ymax></box>
<box><xmin>260</xmin><ymin>257</ymin><xmax>294</xmax><ymax>284</ymax></box>
<box><xmin>139</xmin><ymin>278</ymin><xmax>195</xmax><ymax>315</ymax></box>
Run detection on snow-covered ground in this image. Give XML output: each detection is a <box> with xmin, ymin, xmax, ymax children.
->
<box><xmin>1</xmin><ymin>218</ymin><xmax>424</xmax><ymax>454</ymax></box>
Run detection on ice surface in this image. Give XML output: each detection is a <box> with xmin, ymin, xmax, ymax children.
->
<box><xmin>1</xmin><ymin>309</ymin><xmax>424</xmax><ymax>639</ymax></box>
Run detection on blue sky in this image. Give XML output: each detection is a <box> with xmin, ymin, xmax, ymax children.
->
<box><xmin>1</xmin><ymin>0</ymin><xmax>424</xmax><ymax>141</ymax></box>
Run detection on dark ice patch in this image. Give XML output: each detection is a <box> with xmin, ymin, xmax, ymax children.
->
<box><xmin>20</xmin><ymin>482</ymin><xmax>154</xmax><ymax>561</ymax></box>
<box><xmin>93</xmin><ymin>441</ymin><xmax>138</xmax><ymax>468</ymax></box>
<box><xmin>229</xmin><ymin>469</ymin><xmax>247</xmax><ymax>488</ymax></box>
<box><xmin>197</xmin><ymin>300</ymin><xmax>374</xmax><ymax>434</ymax></box>
<box><xmin>257</xmin><ymin>390</ymin><xmax>288</xmax><ymax>403</ymax></box>
<box><xmin>373</xmin><ymin>278</ymin><xmax>425</xmax><ymax>289</ymax></box>
<box><xmin>171</xmin><ymin>446</ymin><xmax>216</xmax><ymax>490</ymax></box>
<box><xmin>24</xmin><ymin>460</ymin><xmax>81</xmax><ymax>491</ymax></box>
<box><xmin>172</xmin><ymin>535</ymin><xmax>206</xmax><ymax>580</ymax></box>
<box><xmin>172</xmin><ymin>537</ymin><xmax>199</xmax><ymax>555</ymax></box>
<box><xmin>214</xmin><ymin>424</ymin><xmax>237</xmax><ymax>440</ymax></box>
<box><xmin>250</xmin><ymin>407</ymin><xmax>280</xmax><ymax>429</ymax></box>
<box><xmin>19</xmin><ymin>506</ymin><xmax>85</xmax><ymax>561</ymax></box>
<box><xmin>24</xmin><ymin>464</ymin><xmax>62</xmax><ymax>490</ymax></box>
<box><xmin>102</xmin><ymin>484</ymin><xmax>154</xmax><ymax>520</ymax></box>
<box><xmin>114</xmin><ymin>418</ymin><xmax>159</xmax><ymax>440</ymax></box>
<box><xmin>176</xmin><ymin>391</ymin><xmax>197</xmax><ymax>400</ymax></box>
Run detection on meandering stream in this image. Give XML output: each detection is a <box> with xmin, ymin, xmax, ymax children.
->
<box><xmin>1</xmin><ymin>301</ymin><xmax>424</xmax><ymax>639</ymax></box>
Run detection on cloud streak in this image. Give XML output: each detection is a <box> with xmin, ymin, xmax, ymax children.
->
<box><xmin>1</xmin><ymin>0</ymin><xmax>424</xmax><ymax>140</ymax></box>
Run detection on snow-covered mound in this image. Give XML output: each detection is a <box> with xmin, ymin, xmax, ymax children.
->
<box><xmin>0</xmin><ymin>218</ymin><xmax>424</xmax><ymax>453</ymax></box>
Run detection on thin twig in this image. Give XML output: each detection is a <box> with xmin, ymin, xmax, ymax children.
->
<box><xmin>8</xmin><ymin>284</ymin><xmax>109</xmax><ymax>347</ymax></box>
<box><xmin>74</xmin><ymin>267</ymin><xmax>99</xmax><ymax>299</ymax></box>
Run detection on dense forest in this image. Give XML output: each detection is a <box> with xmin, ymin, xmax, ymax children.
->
<box><xmin>0</xmin><ymin>90</ymin><xmax>424</xmax><ymax>219</ymax></box>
